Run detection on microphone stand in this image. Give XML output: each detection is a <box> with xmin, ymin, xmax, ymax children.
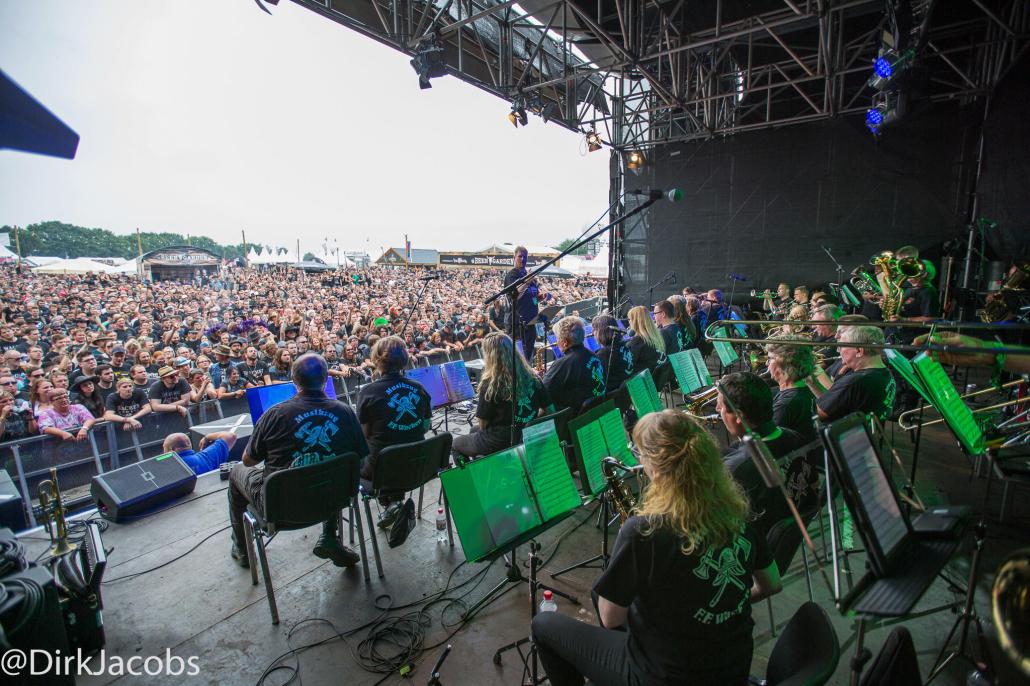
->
<box><xmin>486</xmin><ymin>195</ymin><xmax>664</xmax><ymax>445</ymax></box>
<box><xmin>401</xmin><ymin>276</ymin><xmax>435</xmax><ymax>337</ymax></box>
<box><xmin>646</xmin><ymin>271</ymin><xmax>675</xmax><ymax>308</ymax></box>
<box><xmin>821</xmin><ymin>246</ymin><xmax>850</xmax><ymax>310</ymax></box>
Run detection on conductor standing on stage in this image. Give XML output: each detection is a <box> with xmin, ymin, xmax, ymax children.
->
<box><xmin>503</xmin><ymin>246</ymin><xmax>547</xmax><ymax>359</ymax></box>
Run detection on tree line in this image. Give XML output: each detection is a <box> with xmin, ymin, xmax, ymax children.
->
<box><xmin>1</xmin><ymin>221</ymin><xmax>251</xmax><ymax>260</ymax></box>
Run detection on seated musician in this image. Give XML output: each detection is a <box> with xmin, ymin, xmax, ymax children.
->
<box><xmin>625</xmin><ymin>305</ymin><xmax>666</xmax><ymax>377</ymax></box>
<box><xmin>453</xmin><ymin>332</ymin><xmax>552</xmax><ymax>459</ymax></box>
<box><xmin>809</xmin><ymin>325</ymin><xmax>896</xmax><ymax>422</ymax></box>
<box><xmin>592</xmin><ymin>315</ymin><xmax>634</xmax><ymax>390</ymax></box>
<box><xmin>761</xmin><ymin>283</ymin><xmax>791</xmax><ymax>320</ymax></box>
<box><xmin>355</xmin><ymin>336</ymin><xmax>432</xmax><ymax>527</ymax></box>
<box><xmin>765</xmin><ymin>340</ymin><xmax>818</xmax><ymax>443</ymax></box>
<box><xmin>653</xmin><ymin>300</ymin><xmax>684</xmax><ymax>356</ymax></box>
<box><xmin>716</xmin><ymin>372</ymin><xmax>809</xmax><ymax>534</ymax></box>
<box><xmin>227</xmin><ymin>353</ymin><xmax>366</xmax><ymax>569</ymax></box>
<box><xmin>543</xmin><ymin>316</ymin><xmax>605</xmax><ymax>413</ymax></box>
<box><xmin>532</xmin><ymin>410</ymin><xmax>782</xmax><ymax>686</ymax></box>
<box><xmin>668</xmin><ymin>295</ymin><xmax>698</xmax><ymax>349</ymax></box>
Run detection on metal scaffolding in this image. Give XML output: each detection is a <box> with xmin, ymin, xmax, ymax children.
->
<box><xmin>281</xmin><ymin>0</ymin><xmax>1029</xmax><ymax>151</ymax></box>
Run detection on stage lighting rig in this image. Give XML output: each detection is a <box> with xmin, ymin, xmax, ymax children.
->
<box><xmin>508</xmin><ymin>95</ymin><xmax>528</xmax><ymax>127</ymax></box>
<box><xmin>410</xmin><ymin>39</ymin><xmax>447</xmax><ymax>90</ymax></box>
<box><xmin>585</xmin><ymin>129</ymin><xmax>603</xmax><ymax>152</ymax></box>
<box><xmin>626</xmin><ymin>150</ymin><xmax>646</xmax><ymax>174</ymax></box>
<box><xmin>865</xmin><ymin>91</ymin><xmax>905</xmax><ymax>136</ymax></box>
<box><xmin>867</xmin><ymin>48</ymin><xmax>915</xmax><ymax>90</ymax></box>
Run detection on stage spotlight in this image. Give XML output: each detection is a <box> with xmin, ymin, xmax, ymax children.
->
<box><xmin>410</xmin><ymin>40</ymin><xmax>446</xmax><ymax>89</ymax></box>
<box><xmin>507</xmin><ymin>96</ymin><xmax>528</xmax><ymax>127</ymax></box>
<box><xmin>585</xmin><ymin>129</ymin><xmax>602</xmax><ymax>152</ymax></box>
<box><xmin>865</xmin><ymin>92</ymin><xmax>904</xmax><ymax>135</ymax></box>
<box><xmin>539</xmin><ymin>103</ymin><xmax>558</xmax><ymax>124</ymax></box>
<box><xmin>867</xmin><ymin>48</ymin><xmax>913</xmax><ymax>90</ymax></box>
<box><xmin>626</xmin><ymin>150</ymin><xmax>646</xmax><ymax>170</ymax></box>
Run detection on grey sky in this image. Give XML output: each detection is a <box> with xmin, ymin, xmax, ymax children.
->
<box><xmin>0</xmin><ymin>0</ymin><xmax>609</xmax><ymax>256</ymax></box>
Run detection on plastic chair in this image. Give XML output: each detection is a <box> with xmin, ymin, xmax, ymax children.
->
<box><xmin>360</xmin><ymin>433</ymin><xmax>454</xmax><ymax>578</ymax></box>
<box><xmin>241</xmin><ymin>452</ymin><xmax>367</xmax><ymax>625</ymax></box>
<box><xmin>753</xmin><ymin>601</ymin><xmax>839</xmax><ymax>686</ymax></box>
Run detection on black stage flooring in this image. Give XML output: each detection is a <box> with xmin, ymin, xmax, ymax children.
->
<box><xmin>19</xmin><ymin>419</ymin><xmax>1030</xmax><ymax>686</ymax></box>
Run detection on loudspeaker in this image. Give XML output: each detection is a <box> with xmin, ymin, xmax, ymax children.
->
<box><xmin>90</xmin><ymin>452</ymin><xmax>197</xmax><ymax>522</ymax></box>
<box><xmin>0</xmin><ymin>566</ymin><xmax>74</xmax><ymax>685</ymax></box>
<box><xmin>0</xmin><ymin>468</ymin><xmax>28</xmax><ymax>531</ymax></box>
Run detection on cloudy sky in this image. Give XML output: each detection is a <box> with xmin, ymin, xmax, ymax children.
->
<box><xmin>0</xmin><ymin>0</ymin><xmax>610</xmax><ymax>256</ymax></box>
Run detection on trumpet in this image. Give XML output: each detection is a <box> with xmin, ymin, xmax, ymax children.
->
<box><xmin>897</xmin><ymin>379</ymin><xmax>1028</xmax><ymax>431</ymax></box>
<box><xmin>686</xmin><ymin>385</ymin><xmax>719</xmax><ymax>414</ymax></box>
<box><xmin>750</xmin><ymin>289</ymin><xmax>777</xmax><ymax>298</ymax></box>
<box><xmin>38</xmin><ymin>467</ymin><xmax>74</xmax><ymax>557</ymax></box>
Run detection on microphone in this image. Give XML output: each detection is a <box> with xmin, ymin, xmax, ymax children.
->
<box><xmin>728</xmin><ymin>273</ymin><xmax>748</xmax><ymax>282</ymax></box>
<box><xmin>626</xmin><ymin>188</ymin><xmax>684</xmax><ymax>202</ymax></box>
<box><xmin>419</xmin><ymin>273</ymin><xmax>439</xmax><ymax>281</ymax></box>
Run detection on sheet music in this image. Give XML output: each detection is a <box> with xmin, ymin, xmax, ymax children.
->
<box><xmin>688</xmin><ymin>348</ymin><xmax>713</xmax><ymax>385</ymax></box>
<box><xmin>883</xmin><ymin>350</ymin><xmax>932</xmax><ymax>404</ymax></box>
<box><xmin>669</xmin><ymin>350</ymin><xmax>703</xmax><ymax>393</ymax></box>
<box><xmin>627</xmin><ymin>370</ymin><xmax>661</xmax><ymax>417</ymax></box>
<box><xmin>405</xmin><ymin>366</ymin><xmax>449</xmax><ymax>408</ymax></box>
<box><xmin>712</xmin><ymin>328</ymin><xmax>739</xmax><ymax>366</ymax></box>
<box><xmin>912</xmin><ymin>353</ymin><xmax>985</xmax><ymax>455</ymax></box>
<box><xmin>574</xmin><ymin>420</ymin><xmax>609</xmax><ymax>495</ymax></box>
<box><xmin>442</xmin><ymin>361</ymin><xmax>475</xmax><ymax>403</ymax></box>
<box><xmin>599</xmin><ymin>409</ymin><xmax>637</xmax><ymax>466</ymax></box>
<box><xmin>522</xmin><ymin>420</ymin><xmax>581</xmax><ymax>520</ymax></box>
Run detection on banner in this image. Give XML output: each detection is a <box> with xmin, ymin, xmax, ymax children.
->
<box><xmin>439</xmin><ymin>253</ymin><xmax>549</xmax><ymax>269</ymax></box>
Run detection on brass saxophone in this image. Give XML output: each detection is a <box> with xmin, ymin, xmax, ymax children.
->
<box><xmin>534</xmin><ymin>347</ymin><xmax>545</xmax><ymax>376</ymax></box>
<box><xmin>38</xmin><ymin>467</ymin><xmax>74</xmax><ymax>557</ymax></box>
<box><xmin>602</xmin><ymin>457</ymin><xmax>640</xmax><ymax>524</ymax></box>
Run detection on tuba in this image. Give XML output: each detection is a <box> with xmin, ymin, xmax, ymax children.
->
<box><xmin>849</xmin><ymin>266</ymin><xmax>882</xmax><ymax>296</ymax></box>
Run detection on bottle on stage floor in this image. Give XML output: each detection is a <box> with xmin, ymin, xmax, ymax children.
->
<box><xmin>539</xmin><ymin>590</ymin><xmax>557</xmax><ymax>613</ymax></box>
<box><xmin>436</xmin><ymin>507</ymin><xmax>447</xmax><ymax>542</ymax></box>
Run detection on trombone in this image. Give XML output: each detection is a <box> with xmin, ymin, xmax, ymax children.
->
<box><xmin>897</xmin><ymin>379</ymin><xmax>1029</xmax><ymax>431</ymax></box>
<box><xmin>703</xmin><ymin>319</ymin><xmax>1030</xmax><ymax>357</ymax></box>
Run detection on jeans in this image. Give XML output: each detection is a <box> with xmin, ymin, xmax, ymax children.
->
<box><xmin>227</xmin><ymin>462</ymin><xmax>265</xmax><ymax>547</ymax></box>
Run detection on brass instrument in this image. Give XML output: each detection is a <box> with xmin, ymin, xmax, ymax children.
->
<box><xmin>534</xmin><ymin>347</ymin><xmax>545</xmax><ymax>375</ymax></box>
<box><xmin>897</xmin><ymin>379</ymin><xmax>1028</xmax><ymax>431</ymax></box>
<box><xmin>981</xmin><ymin>263</ymin><xmax>1030</xmax><ymax>323</ymax></box>
<box><xmin>992</xmin><ymin>549</ymin><xmax>1030</xmax><ymax>679</ymax></box>
<box><xmin>601</xmin><ymin>457</ymin><xmax>641</xmax><ymax>524</ymax></box>
<box><xmin>849</xmin><ymin>265</ymin><xmax>882</xmax><ymax>296</ymax></box>
<box><xmin>686</xmin><ymin>386</ymin><xmax>719</xmax><ymax>414</ymax></box>
<box><xmin>870</xmin><ymin>248</ymin><xmax>927</xmax><ymax>320</ymax></box>
<box><xmin>38</xmin><ymin>467</ymin><xmax>74</xmax><ymax>557</ymax></box>
<box><xmin>749</xmin><ymin>289</ymin><xmax>775</xmax><ymax>298</ymax></box>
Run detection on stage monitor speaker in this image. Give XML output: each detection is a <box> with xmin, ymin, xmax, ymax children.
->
<box><xmin>0</xmin><ymin>468</ymin><xmax>28</xmax><ymax>531</ymax></box>
<box><xmin>90</xmin><ymin>452</ymin><xmax>197</xmax><ymax>522</ymax></box>
<box><xmin>0</xmin><ymin>566</ymin><xmax>74</xmax><ymax>686</ymax></box>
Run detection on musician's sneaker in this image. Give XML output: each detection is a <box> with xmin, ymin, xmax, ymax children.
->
<box><xmin>377</xmin><ymin>502</ymin><xmax>403</xmax><ymax>530</ymax></box>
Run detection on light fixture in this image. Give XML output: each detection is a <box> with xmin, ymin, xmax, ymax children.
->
<box><xmin>867</xmin><ymin>48</ymin><xmax>914</xmax><ymax>91</ymax></box>
<box><xmin>585</xmin><ymin>129</ymin><xmax>602</xmax><ymax>152</ymax></box>
<box><xmin>626</xmin><ymin>150</ymin><xmax>646</xmax><ymax>172</ymax></box>
<box><xmin>507</xmin><ymin>95</ymin><xmax>528</xmax><ymax>127</ymax></box>
<box><xmin>539</xmin><ymin>102</ymin><xmax>559</xmax><ymax>124</ymax></box>
<box><xmin>410</xmin><ymin>39</ymin><xmax>447</xmax><ymax>89</ymax></box>
<box><xmin>865</xmin><ymin>91</ymin><xmax>905</xmax><ymax>135</ymax></box>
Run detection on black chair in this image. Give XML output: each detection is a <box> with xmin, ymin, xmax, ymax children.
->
<box><xmin>241</xmin><ymin>452</ymin><xmax>367</xmax><ymax>625</ymax></box>
<box><xmin>525</xmin><ymin>406</ymin><xmax>573</xmax><ymax>448</ymax></box>
<box><xmin>859</xmin><ymin>627</ymin><xmax>921</xmax><ymax>686</ymax></box>
<box><xmin>753</xmin><ymin>601</ymin><xmax>839</xmax><ymax>686</ymax></box>
<box><xmin>360</xmin><ymin>433</ymin><xmax>454</xmax><ymax>579</ymax></box>
<box><xmin>764</xmin><ymin>517</ymin><xmax>808</xmax><ymax>637</ymax></box>
<box><xmin>578</xmin><ymin>394</ymin><xmax>609</xmax><ymax>417</ymax></box>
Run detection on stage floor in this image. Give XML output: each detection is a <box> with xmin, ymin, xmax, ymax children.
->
<box><xmin>20</xmin><ymin>419</ymin><xmax>1030</xmax><ymax>686</ymax></box>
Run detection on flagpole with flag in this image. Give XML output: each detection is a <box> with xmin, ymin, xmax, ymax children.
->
<box><xmin>405</xmin><ymin>235</ymin><xmax>411</xmax><ymax>267</ymax></box>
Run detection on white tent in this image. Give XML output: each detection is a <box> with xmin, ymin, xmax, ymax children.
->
<box><xmin>111</xmin><ymin>260</ymin><xmax>142</xmax><ymax>274</ymax></box>
<box><xmin>0</xmin><ymin>244</ymin><xmax>16</xmax><ymax>261</ymax></box>
<box><xmin>31</xmin><ymin>258</ymin><xmax>120</xmax><ymax>275</ymax></box>
<box><xmin>24</xmin><ymin>255</ymin><xmax>63</xmax><ymax>267</ymax></box>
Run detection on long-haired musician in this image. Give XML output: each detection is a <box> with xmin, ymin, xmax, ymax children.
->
<box><xmin>452</xmin><ymin>332</ymin><xmax>552</xmax><ymax>459</ymax></box>
<box><xmin>532</xmin><ymin>410</ymin><xmax>781</xmax><ymax>686</ymax></box>
<box><xmin>626</xmin><ymin>305</ymin><xmax>666</xmax><ymax>377</ymax></box>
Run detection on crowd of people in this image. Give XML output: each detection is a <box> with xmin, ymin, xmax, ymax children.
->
<box><xmin>0</xmin><ymin>262</ymin><xmax>604</xmax><ymax>442</ymax></box>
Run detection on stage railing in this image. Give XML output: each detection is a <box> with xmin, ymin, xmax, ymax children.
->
<box><xmin>0</xmin><ymin>350</ymin><xmax>490</xmax><ymax>528</ymax></box>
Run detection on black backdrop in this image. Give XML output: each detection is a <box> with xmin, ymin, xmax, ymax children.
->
<box><xmin>622</xmin><ymin>105</ymin><xmax>976</xmax><ymax>305</ymax></box>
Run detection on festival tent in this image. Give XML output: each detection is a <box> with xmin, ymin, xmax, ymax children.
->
<box><xmin>111</xmin><ymin>260</ymin><xmax>142</xmax><ymax>274</ymax></box>
<box><xmin>31</xmin><ymin>257</ymin><xmax>120</xmax><ymax>274</ymax></box>
<box><xmin>0</xmin><ymin>244</ymin><xmax>16</xmax><ymax>261</ymax></box>
<box><xmin>23</xmin><ymin>255</ymin><xmax>63</xmax><ymax>267</ymax></box>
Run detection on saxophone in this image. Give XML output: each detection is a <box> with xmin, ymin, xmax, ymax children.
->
<box><xmin>534</xmin><ymin>347</ymin><xmax>545</xmax><ymax>376</ymax></box>
<box><xmin>602</xmin><ymin>457</ymin><xmax>640</xmax><ymax>524</ymax></box>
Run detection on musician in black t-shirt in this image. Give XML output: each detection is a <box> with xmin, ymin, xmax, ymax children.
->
<box><xmin>592</xmin><ymin>315</ymin><xmax>633</xmax><ymax>391</ymax></box>
<box><xmin>227</xmin><ymin>354</ymin><xmax>368</xmax><ymax>569</ymax></box>
<box><xmin>542</xmin><ymin>316</ymin><xmax>605</xmax><ymax>413</ymax></box>
<box><xmin>716</xmin><ymin>372</ymin><xmax>814</xmax><ymax>535</ymax></box>
<box><xmin>812</xmin><ymin>325</ymin><xmax>896</xmax><ymax>422</ymax></box>
<box><xmin>625</xmin><ymin>305</ymin><xmax>666</xmax><ymax>377</ymax></box>
<box><xmin>453</xmin><ymin>332</ymin><xmax>553</xmax><ymax>460</ymax></box>
<box><xmin>532</xmin><ymin>410</ymin><xmax>781</xmax><ymax>686</ymax></box>
<box><xmin>765</xmin><ymin>339</ymin><xmax>818</xmax><ymax>443</ymax></box>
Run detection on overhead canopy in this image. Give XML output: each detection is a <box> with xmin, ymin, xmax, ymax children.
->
<box><xmin>31</xmin><ymin>257</ymin><xmax>119</xmax><ymax>274</ymax></box>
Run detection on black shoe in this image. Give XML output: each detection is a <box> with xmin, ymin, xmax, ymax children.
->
<box><xmin>377</xmin><ymin>502</ymin><xmax>403</xmax><ymax>530</ymax></box>
<box><xmin>388</xmin><ymin>499</ymin><xmax>416</xmax><ymax>549</ymax></box>
<box><xmin>230</xmin><ymin>545</ymin><xmax>249</xmax><ymax>569</ymax></box>
<box><xmin>313</xmin><ymin>535</ymin><xmax>360</xmax><ymax>568</ymax></box>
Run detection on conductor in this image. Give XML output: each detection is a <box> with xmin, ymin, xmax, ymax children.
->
<box><xmin>503</xmin><ymin>246</ymin><xmax>548</xmax><ymax>360</ymax></box>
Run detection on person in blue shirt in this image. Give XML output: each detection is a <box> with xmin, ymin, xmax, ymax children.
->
<box><xmin>162</xmin><ymin>430</ymin><xmax>238</xmax><ymax>474</ymax></box>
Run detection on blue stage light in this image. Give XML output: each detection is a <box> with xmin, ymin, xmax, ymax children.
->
<box><xmin>874</xmin><ymin>57</ymin><xmax>892</xmax><ymax>79</ymax></box>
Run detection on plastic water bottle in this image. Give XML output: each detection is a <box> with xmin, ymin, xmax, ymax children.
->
<box><xmin>435</xmin><ymin>507</ymin><xmax>447</xmax><ymax>542</ymax></box>
<box><xmin>539</xmin><ymin>590</ymin><xmax>557</xmax><ymax>613</ymax></box>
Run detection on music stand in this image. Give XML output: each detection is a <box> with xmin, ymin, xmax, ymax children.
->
<box><xmin>406</xmin><ymin>360</ymin><xmax>475</xmax><ymax>431</ymax></box>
